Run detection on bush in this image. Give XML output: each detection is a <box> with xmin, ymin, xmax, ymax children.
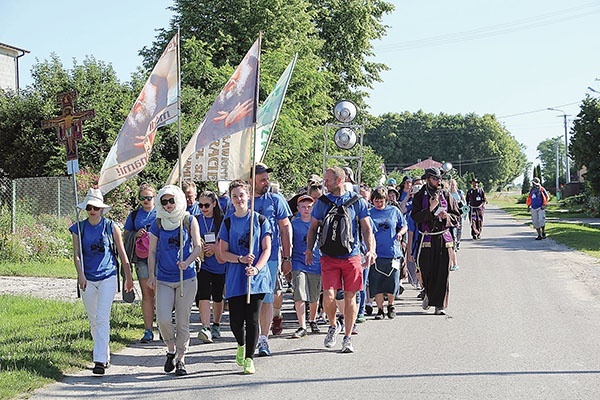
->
<box><xmin>516</xmin><ymin>194</ymin><xmax>528</xmax><ymax>204</ymax></box>
<box><xmin>588</xmin><ymin>196</ymin><xmax>600</xmax><ymax>217</ymax></box>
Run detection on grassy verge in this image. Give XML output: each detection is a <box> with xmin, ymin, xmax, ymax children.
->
<box><xmin>0</xmin><ymin>259</ymin><xmax>75</xmax><ymax>279</ymax></box>
<box><xmin>0</xmin><ymin>295</ymin><xmax>142</xmax><ymax>399</ymax></box>
<box><xmin>488</xmin><ymin>192</ymin><xmax>600</xmax><ymax>259</ymax></box>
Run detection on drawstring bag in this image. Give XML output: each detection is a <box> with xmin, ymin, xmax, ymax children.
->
<box><xmin>135</xmin><ymin>232</ymin><xmax>150</xmax><ymax>259</ymax></box>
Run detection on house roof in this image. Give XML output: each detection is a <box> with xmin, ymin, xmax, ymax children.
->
<box><xmin>0</xmin><ymin>42</ymin><xmax>30</xmax><ymax>56</ymax></box>
<box><xmin>403</xmin><ymin>157</ymin><xmax>442</xmax><ymax>171</ymax></box>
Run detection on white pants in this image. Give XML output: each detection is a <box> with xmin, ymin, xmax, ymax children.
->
<box><xmin>156</xmin><ymin>277</ymin><xmax>196</xmax><ymax>359</ymax></box>
<box><xmin>81</xmin><ymin>275</ymin><xmax>117</xmax><ymax>364</ymax></box>
<box><xmin>531</xmin><ymin>207</ymin><xmax>546</xmax><ymax>229</ymax></box>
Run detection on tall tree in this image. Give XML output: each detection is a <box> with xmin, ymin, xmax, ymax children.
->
<box><xmin>570</xmin><ymin>96</ymin><xmax>600</xmax><ymax>195</ymax></box>
<box><xmin>536</xmin><ymin>136</ymin><xmax>564</xmax><ymax>192</ymax></box>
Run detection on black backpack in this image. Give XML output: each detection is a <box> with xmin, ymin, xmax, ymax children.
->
<box><xmin>318</xmin><ymin>194</ymin><xmax>361</xmax><ymax>257</ymax></box>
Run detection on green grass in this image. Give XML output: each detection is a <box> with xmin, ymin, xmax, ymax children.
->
<box><xmin>0</xmin><ymin>259</ymin><xmax>76</xmax><ymax>279</ymax></box>
<box><xmin>489</xmin><ymin>192</ymin><xmax>600</xmax><ymax>259</ymax></box>
<box><xmin>0</xmin><ymin>295</ymin><xmax>142</xmax><ymax>399</ymax></box>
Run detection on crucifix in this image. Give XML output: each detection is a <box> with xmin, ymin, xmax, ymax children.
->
<box><xmin>41</xmin><ymin>91</ymin><xmax>95</xmax><ymax>174</ymax></box>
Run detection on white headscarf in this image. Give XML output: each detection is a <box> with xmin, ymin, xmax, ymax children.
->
<box><xmin>156</xmin><ymin>185</ymin><xmax>188</xmax><ymax>230</ymax></box>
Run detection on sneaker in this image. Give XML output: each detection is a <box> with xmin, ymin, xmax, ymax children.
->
<box><xmin>356</xmin><ymin>314</ymin><xmax>366</xmax><ymax>323</ymax></box>
<box><xmin>422</xmin><ymin>294</ymin><xmax>430</xmax><ymax>310</ymax></box>
<box><xmin>271</xmin><ymin>316</ymin><xmax>283</xmax><ymax>335</ymax></box>
<box><xmin>387</xmin><ymin>305</ymin><xmax>396</xmax><ymax>319</ymax></box>
<box><xmin>257</xmin><ymin>337</ymin><xmax>270</xmax><ymax>357</ymax></box>
<box><xmin>175</xmin><ymin>360</ymin><xmax>187</xmax><ymax>376</ymax></box>
<box><xmin>417</xmin><ymin>290</ymin><xmax>425</xmax><ymax>300</ymax></box>
<box><xmin>374</xmin><ymin>308</ymin><xmax>385</xmax><ymax>320</ymax></box>
<box><xmin>535</xmin><ymin>236</ymin><xmax>543</xmax><ymax>241</ymax></box>
<box><xmin>309</xmin><ymin>321</ymin><xmax>320</xmax><ymax>334</ymax></box>
<box><xmin>291</xmin><ymin>327</ymin><xmax>308</xmax><ymax>338</ymax></box>
<box><xmin>365</xmin><ymin>304</ymin><xmax>373</xmax><ymax>316</ymax></box>
<box><xmin>243</xmin><ymin>358</ymin><xmax>256</xmax><ymax>374</ymax></box>
<box><xmin>341</xmin><ymin>336</ymin><xmax>354</xmax><ymax>353</ymax></box>
<box><xmin>450</xmin><ymin>265</ymin><xmax>459</xmax><ymax>271</ymax></box>
<box><xmin>351</xmin><ymin>323</ymin><xmax>359</xmax><ymax>335</ymax></box>
<box><xmin>198</xmin><ymin>326</ymin><xmax>213</xmax><ymax>343</ymax></box>
<box><xmin>236</xmin><ymin>345</ymin><xmax>245</xmax><ymax>366</ymax></box>
<box><xmin>164</xmin><ymin>352</ymin><xmax>176</xmax><ymax>373</ymax></box>
<box><xmin>92</xmin><ymin>362</ymin><xmax>107</xmax><ymax>375</ymax></box>
<box><xmin>316</xmin><ymin>314</ymin><xmax>327</xmax><ymax>325</ymax></box>
<box><xmin>140</xmin><ymin>329</ymin><xmax>153</xmax><ymax>343</ymax></box>
<box><xmin>324</xmin><ymin>325</ymin><xmax>337</xmax><ymax>348</ymax></box>
<box><xmin>435</xmin><ymin>307</ymin><xmax>446</xmax><ymax>315</ymax></box>
<box><xmin>210</xmin><ymin>324</ymin><xmax>221</xmax><ymax>339</ymax></box>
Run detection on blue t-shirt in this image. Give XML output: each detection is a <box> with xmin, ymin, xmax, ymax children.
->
<box><xmin>291</xmin><ymin>217</ymin><xmax>321</xmax><ymax>274</ymax></box>
<box><xmin>529</xmin><ymin>187</ymin><xmax>547</xmax><ymax>209</ymax></box>
<box><xmin>124</xmin><ymin>208</ymin><xmax>157</xmax><ymax>232</ymax></box>
<box><xmin>197</xmin><ymin>214</ymin><xmax>225</xmax><ymax>274</ymax></box>
<box><xmin>149</xmin><ymin>216</ymin><xmax>196</xmax><ymax>283</ymax></box>
<box><xmin>370</xmin><ymin>205</ymin><xmax>406</xmax><ymax>258</ymax></box>
<box><xmin>218</xmin><ymin>211</ymin><xmax>272</xmax><ymax>298</ymax></box>
<box><xmin>311</xmin><ymin>192</ymin><xmax>370</xmax><ymax>258</ymax></box>
<box><xmin>187</xmin><ymin>202</ymin><xmax>201</xmax><ymax>216</ymax></box>
<box><xmin>252</xmin><ymin>192</ymin><xmax>292</xmax><ymax>261</ymax></box>
<box><xmin>69</xmin><ymin>218</ymin><xmax>117</xmax><ymax>281</ymax></box>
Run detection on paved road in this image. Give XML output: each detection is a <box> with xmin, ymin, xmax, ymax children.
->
<box><xmin>29</xmin><ymin>206</ymin><xmax>600</xmax><ymax>399</ymax></box>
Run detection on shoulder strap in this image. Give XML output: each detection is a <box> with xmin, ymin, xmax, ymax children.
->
<box><xmin>224</xmin><ymin>217</ymin><xmax>231</xmax><ymax>232</ymax></box>
<box><xmin>344</xmin><ymin>194</ymin><xmax>361</xmax><ymax>207</ymax></box>
<box><xmin>156</xmin><ymin>217</ymin><xmax>162</xmax><ymax>230</ymax></box>
<box><xmin>131</xmin><ymin>208</ymin><xmax>140</xmax><ymax>230</ymax></box>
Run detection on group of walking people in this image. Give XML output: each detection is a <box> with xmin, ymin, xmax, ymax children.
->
<box><xmin>70</xmin><ymin>164</ymin><xmax>486</xmax><ymax>377</ymax></box>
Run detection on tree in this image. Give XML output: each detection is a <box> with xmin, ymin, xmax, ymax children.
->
<box><xmin>365</xmin><ymin>111</ymin><xmax>527</xmax><ymax>190</ymax></box>
<box><xmin>536</xmin><ymin>136</ymin><xmax>564</xmax><ymax>192</ymax></box>
<box><xmin>570</xmin><ymin>96</ymin><xmax>600</xmax><ymax>195</ymax></box>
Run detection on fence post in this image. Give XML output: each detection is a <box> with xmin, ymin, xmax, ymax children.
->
<box><xmin>11</xmin><ymin>180</ymin><xmax>16</xmax><ymax>234</ymax></box>
<box><xmin>57</xmin><ymin>178</ymin><xmax>61</xmax><ymax>218</ymax></box>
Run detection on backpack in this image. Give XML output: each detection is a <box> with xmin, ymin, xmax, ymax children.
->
<box><xmin>318</xmin><ymin>194</ymin><xmax>361</xmax><ymax>257</ymax></box>
<box><xmin>223</xmin><ymin>214</ymin><xmax>267</xmax><ymax>237</ymax></box>
<box><xmin>156</xmin><ymin>215</ymin><xmax>191</xmax><ymax>231</ymax></box>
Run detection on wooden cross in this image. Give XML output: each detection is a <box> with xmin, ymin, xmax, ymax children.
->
<box><xmin>42</xmin><ymin>91</ymin><xmax>95</xmax><ymax>173</ymax></box>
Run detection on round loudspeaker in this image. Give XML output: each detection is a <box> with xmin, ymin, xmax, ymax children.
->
<box><xmin>334</xmin><ymin>127</ymin><xmax>357</xmax><ymax>150</ymax></box>
<box><xmin>333</xmin><ymin>100</ymin><xmax>357</xmax><ymax>123</ymax></box>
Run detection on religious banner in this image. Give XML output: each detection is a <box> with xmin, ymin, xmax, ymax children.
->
<box><xmin>253</xmin><ymin>53</ymin><xmax>297</xmax><ymax>163</ymax></box>
<box><xmin>98</xmin><ymin>32</ymin><xmax>179</xmax><ymax>194</ymax></box>
<box><xmin>167</xmin><ymin>38</ymin><xmax>260</xmax><ymax>184</ymax></box>
<box><xmin>41</xmin><ymin>91</ymin><xmax>95</xmax><ymax>174</ymax></box>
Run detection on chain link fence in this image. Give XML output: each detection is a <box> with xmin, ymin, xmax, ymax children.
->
<box><xmin>0</xmin><ymin>176</ymin><xmax>77</xmax><ymax>235</ymax></box>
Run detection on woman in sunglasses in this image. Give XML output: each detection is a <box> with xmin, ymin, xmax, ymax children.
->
<box><xmin>195</xmin><ymin>190</ymin><xmax>226</xmax><ymax>344</ymax></box>
<box><xmin>123</xmin><ymin>183</ymin><xmax>157</xmax><ymax>343</ymax></box>
<box><xmin>147</xmin><ymin>185</ymin><xmax>203</xmax><ymax>376</ymax></box>
<box><xmin>69</xmin><ymin>188</ymin><xmax>134</xmax><ymax>375</ymax></box>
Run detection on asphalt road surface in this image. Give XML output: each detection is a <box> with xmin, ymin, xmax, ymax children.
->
<box><xmin>29</xmin><ymin>205</ymin><xmax>600</xmax><ymax>399</ymax></box>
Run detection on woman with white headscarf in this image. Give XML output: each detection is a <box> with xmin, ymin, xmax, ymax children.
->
<box><xmin>69</xmin><ymin>188</ymin><xmax>134</xmax><ymax>375</ymax></box>
<box><xmin>147</xmin><ymin>185</ymin><xmax>202</xmax><ymax>376</ymax></box>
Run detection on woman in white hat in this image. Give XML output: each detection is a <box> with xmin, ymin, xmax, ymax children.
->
<box><xmin>69</xmin><ymin>188</ymin><xmax>134</xmax><ymax>375</ymax></box>
<box><xmin>147</xmin><ymin>185</ymin><xmax>202</xmax><ymax>377</ymax></box>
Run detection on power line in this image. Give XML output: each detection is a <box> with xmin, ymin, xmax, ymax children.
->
<box><xmin>375</xmin><ymin>2</ymin><xmax>600</xmax><ymax>53</ymax></box>
<box><xmin>497</xmin><ymin>102</ymin><xmax>581</xmax><ymax>119</ymax></box>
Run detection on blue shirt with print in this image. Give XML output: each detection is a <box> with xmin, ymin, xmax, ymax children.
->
<box><xmin>291</xmin><ymin>217</ymin><xmax>321</xmax><ymax>274</ymax></box>
<box><xmin>69</xmin><ymin>218</ymin><xmax>117</xmax><ymax>281</ymax></box>
<box><xmin>149</xmin><ymin>216</ymin><xmax>196</xmax><ymax>283</ymax></box>
<box><xmin>370</xmin><ymin>205</ymin><xmax>406</xmax><ymax>259</ymax></box>
<box><xmin>124</xmin><ymin>208</ymin><xmax>157</xmax><ymax>232</ymax></box>
<box><xmin>198</xmin><ymin>215</ymin><xmax>225</xmax><ymax>274</ymax></box>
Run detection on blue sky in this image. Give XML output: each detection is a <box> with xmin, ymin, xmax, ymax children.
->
<box><xmin>2</xmin><ymin>0</ymin><xmax>599</xmax><ymax>174</ymax></box>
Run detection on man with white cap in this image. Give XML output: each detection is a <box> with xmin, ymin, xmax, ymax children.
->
<box><xmin>527</xmin><ymin>177</ymin><xmax>549</xmax><ymax>240</ymax></box>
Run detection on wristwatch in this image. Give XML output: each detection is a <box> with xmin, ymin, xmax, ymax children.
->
<box><xmin>282</xmin><ymin>256</ymin><xmax>292</xmax><ymax>262</ymax></box>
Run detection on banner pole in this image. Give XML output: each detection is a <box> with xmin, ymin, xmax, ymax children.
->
<box><xmin>176</xmin><ymin>28</ymin><xmax>184</xmax><ymax>297</ymax></box>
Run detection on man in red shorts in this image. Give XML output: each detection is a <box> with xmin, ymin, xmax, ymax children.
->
<box><xmin>305</xmin><ymin>167</ymin><xmax>376</xmax><ymax>353</ymax></box>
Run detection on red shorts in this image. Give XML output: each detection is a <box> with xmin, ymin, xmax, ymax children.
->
<box><xmin>321</xmin><ymin>255</ymin><xmax>363</xmax><ymax>293</ymax></box>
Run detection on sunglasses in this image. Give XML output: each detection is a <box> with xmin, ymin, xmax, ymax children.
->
<box><xmin>160</xmin><ymin>197</ymin><xmax>176</xmax><ymax>206</ymax></box>
<box><xmin>139</xmin><ymin>195</ymin><xmax>154</xmax><ymax>201</ymax></box>
<box><xmin>431</xmin><ymin>176</ymin><xmax>441</xmax><ymax>181</ymax></box>
<box><xmin>199</xmin><ymin>202</ymin><xmax>213</xmax><ymax>209</ymax></box>
<box><xmin>86</xmin><ymin>205</ymin><xmax>101</xmax><ymax>211</ymax></box>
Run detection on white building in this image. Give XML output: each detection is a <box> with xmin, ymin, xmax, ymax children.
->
<box><xmin>0</xmin><ymin>42</ymin><xmax>29</xmax><ymax>91</ymax></box>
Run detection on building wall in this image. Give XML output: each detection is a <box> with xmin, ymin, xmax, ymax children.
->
<box><xmin>0</xmin><ymin>48</ymin><xmax>18</xmax><ymax>91</ymax></box>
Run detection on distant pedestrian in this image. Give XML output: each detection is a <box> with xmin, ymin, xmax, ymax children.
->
<box><xmin>467</xmin><ymin>178</ymin><xmax>486</xmax><ymax>239</ymax></box>
<box><xmin>411</xmin><ymin>168</ymin><xmax>460</xmax><ymax>315</ymax></box>
<box><xmin>69</xmin><ymin>188</ymin><xmax>134</xmax><ymax>375</ymax></box>
<box><xmin>527</xmin><ymin>177</ymin><xmax>549</xmax><ymax>240</ymax></box>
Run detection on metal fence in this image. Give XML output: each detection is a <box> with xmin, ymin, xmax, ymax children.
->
<box><xmin>0</xmin><ymin>176</ymin><xmax>77</xmax><ymax>235</ymax></box>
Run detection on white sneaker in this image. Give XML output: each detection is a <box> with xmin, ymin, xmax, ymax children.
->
<box><xmin>422</xmin><ymin>294</ymin><xmax>430</xmax><ymax>310</ymax></box>
<box><xmin>340</xmin><ymin>336</ymin><xmax>354</xmax><ymax>353</ymax></box>
<box><xmin>198</xmin><ymin>326</ymin><xmax>213</xmax><ymax>343</ymax></box>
